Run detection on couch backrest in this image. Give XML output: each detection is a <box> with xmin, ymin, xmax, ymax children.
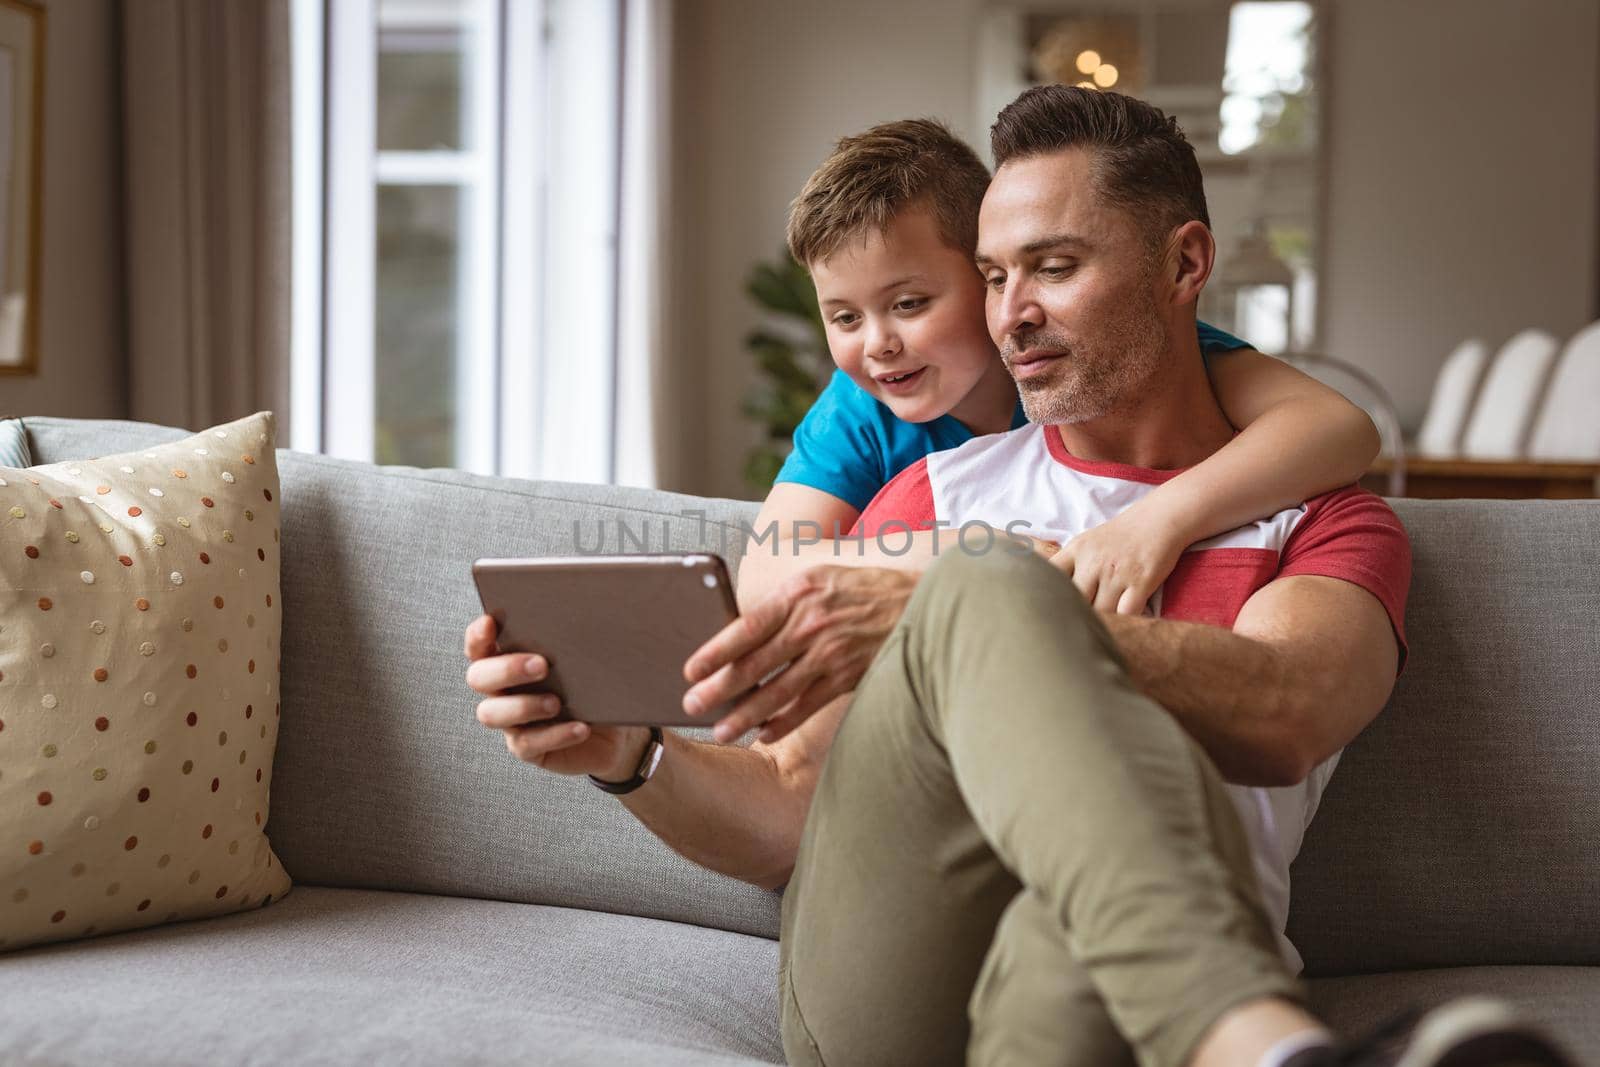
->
<box><xmin>25</xmin><ymin>417</ymin><xmax>783</xmax><ymax>941</ymax></box>
<box><xmin>1289</xmin><ymin>497</ymin><xmax>1600</xmax><ymax>975</ymax></box>
<box><xmin>26</xmin><ymin>418</ymin><xmax>1600</xmax><ymax>969</ymax></box>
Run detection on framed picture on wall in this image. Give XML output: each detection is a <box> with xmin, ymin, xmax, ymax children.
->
<box><xmin>0</xmin><ymin>0</ymin><xmax>42</xmax><ymax>376</ymax></box>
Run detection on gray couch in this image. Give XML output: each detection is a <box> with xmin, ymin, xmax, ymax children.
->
<box><xmin>2</xmin><ymin>415</ymin><xmax>1597</xmax><ymax>1066</ymax></box>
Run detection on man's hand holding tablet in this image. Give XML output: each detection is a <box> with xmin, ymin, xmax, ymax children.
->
<box><xmin>681</xmin><ymin>564</ymin><xmax>918</xmax><ymax>744</ymax></box>
<box><xmin>465</xmin><ymin>613</ymin><xmax>654</xmax><ymax>783</ymax></box>
<box><xmin>465</xmin><ymin>552</ymin><xmax>916</xmax><ymax>796</ymax></box>
<box><xmin>466</xmin><ymin>554</ymin><xmax>748</xmax><ymax>789</ymax></box>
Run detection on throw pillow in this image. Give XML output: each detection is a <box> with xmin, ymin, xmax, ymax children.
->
<box><xmin>1</xmin><ymin>410</ymin><xmax>292</xmax><ymax>951</ymax></box>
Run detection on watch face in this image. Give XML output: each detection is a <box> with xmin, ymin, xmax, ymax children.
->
<box><xmin>641</xmin><ymin>739</ymin><xmax>666</xmax><ymax>781</ymax></box>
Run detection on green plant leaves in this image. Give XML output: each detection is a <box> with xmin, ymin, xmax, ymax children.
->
<box><xmin>742</xmin><ymin>250</ymin><xmax>830</xmax><ymax>492</ymax></box>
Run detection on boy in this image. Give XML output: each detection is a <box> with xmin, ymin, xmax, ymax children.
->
<box><xmin>736</xmin><ymin>118</ymin><xmax>1379</xmax><ymax>620</ymax></box>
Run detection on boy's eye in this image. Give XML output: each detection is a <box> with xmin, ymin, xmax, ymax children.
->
<box><xmin>829</xmin><ymin>311</ymin><xmax>859</xmax><ymax>327</ymax></box>
<box><xmin>893</xmin><ymin>297</ymin><xmax>927</xmax><ymax>313</ymax></box>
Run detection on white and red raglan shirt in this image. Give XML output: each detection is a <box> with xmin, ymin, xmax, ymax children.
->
<box><xmin>853</xmin><ymin>421</ymin><xmax>1412</xmax><ymax>973</ymax></box>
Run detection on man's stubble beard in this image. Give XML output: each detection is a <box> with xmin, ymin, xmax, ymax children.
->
<box><xmin>1003</xmin><ymin>286</ymin><xmax>1171</xmax><ymax>427</ymax></box>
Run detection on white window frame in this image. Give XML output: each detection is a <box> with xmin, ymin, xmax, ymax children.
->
<box><xmin>526</xmin><ymin>0</ymin><xmax>623</xmax><ymax>484</ymax></box>
<box><xmin>496</xmin><ymin>0</ymin><xmax>544</xmax><ymax>478</ymax></box>
<box><xmin>291</xmin><ymin>0</ymin><xmax>625</xmax><ymax>480</ymax></box>
<box><xmin>289</xmin><ymin>0</ymin><xmax>325</xmax><ymax>455</ymax></box>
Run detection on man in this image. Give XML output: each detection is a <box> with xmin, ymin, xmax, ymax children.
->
<box><xmin>465</xmin><ymin>87</ymin><xmax>1570</xmax><ymax>1067</ymax></box>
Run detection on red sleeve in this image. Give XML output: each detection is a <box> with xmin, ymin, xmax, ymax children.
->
<box><xmin>1278</xmin><ymin>487</ymin><xmax>1412</xmax><ymax>669</ymax></box>
<box><xmin>850</xmin><ymin>457</ymin><xmax>937</xmax><ymax>536</ymax></box>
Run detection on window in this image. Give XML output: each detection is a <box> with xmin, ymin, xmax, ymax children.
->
<box><xmin>292</xmin><ymin>0</ymin><xmax>632</xmax><ymax>480</ymax></box>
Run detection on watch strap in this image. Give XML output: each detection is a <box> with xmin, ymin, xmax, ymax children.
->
<box><xmin>589</xmin><ymin>727</ymin><xmax>664</xmax><ymax>795</ymax></box>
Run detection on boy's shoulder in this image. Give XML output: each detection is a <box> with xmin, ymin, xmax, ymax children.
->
<box><xmin>797</xmin><ymin>369</ymin><xmax>907</xmax><ymax>445</ymax></box>
<box><xmin>816</xmin><ymin>369</ymin><xmax>932</xmax><ymax>433</ymax></box>
<box><xmin>807</xmin><ymin>368</ymin><xmax>974</xmax><ymax>457</ymax></box>
<box><xmin>778</xmin><ymin>370</ymin><xmax>931</xmax><ymax>512</ymax></box>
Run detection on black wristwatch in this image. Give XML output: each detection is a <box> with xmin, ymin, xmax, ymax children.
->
<box><xmin>589</xmin><ymin>727</ymin><xmax>665</xmax><ymax>795</ymax></box>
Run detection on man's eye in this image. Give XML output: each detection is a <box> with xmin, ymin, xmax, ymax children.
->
<box><xmin>984</xmin><ymin>275</ymin><xmax>1006</xmax><ymax>291</ymax></box>
<box><xmin>1040</xmin><ymin>264</ymin><xmax>1075</xmax><ymax>279</ymax></box>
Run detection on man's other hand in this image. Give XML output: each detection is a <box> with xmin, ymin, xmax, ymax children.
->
<box><xmin>465</xmin><ymin>614</ymin><xmax>651</xmax><ymax>781</ymax></box>
<box><xmin>682</xmin><ymin>565</ymin><xmax>916</xmax><ymax>745</ymax></box>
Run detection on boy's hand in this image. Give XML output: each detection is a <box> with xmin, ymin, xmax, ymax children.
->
<box><xmin>464</xmin><ymin>614</ymin><xmax>652</xmax><ymax>782</ymax></box>
<box><xmin>1051</xmin><ymin>509</ymin><xmax>1185</xmax><ymax>616</ymax></box>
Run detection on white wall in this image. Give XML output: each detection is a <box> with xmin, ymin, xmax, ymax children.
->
<box><xmin>0</xmin><ymin>0</ymin><xmax>125</xmax><ymax>419</ymax></box>
<box><xmin>667</xmin><ymin>0</ymin><xmax>1599</xmax><ymax>498</ymax></box>
<box><xmin>1320</xmin><ymin>0</ymin><xmax>1600</xmax><ymax>429</ymax></box>
<box><xmin>669</xmin><ymin>0</ymin><xmax>982</xmax><ymax>499</ymax></box>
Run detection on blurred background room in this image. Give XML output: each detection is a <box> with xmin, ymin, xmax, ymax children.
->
<box><xmin>2</xmin><ymin>0</ymin><xmax>1597</xmax><ymax>500</ymax></box>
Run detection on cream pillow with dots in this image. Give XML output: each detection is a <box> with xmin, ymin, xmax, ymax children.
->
<box><xmin>0</xmin><ymin>410</ymin><xmax>291</xmax><ymax>951</ymax></box>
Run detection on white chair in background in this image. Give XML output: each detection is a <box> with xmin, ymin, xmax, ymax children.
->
<box><xmin>1414</xmin><ymin>338</ymin><xmax>1490</xmax><ymax>456</ymax></box>
<box><xmin>1458</xmin><ymin>328</ymin><xmax>1561</xmax><ymax>460</ymax></box>
<box><xmin>1526</xmin><ymin>320</ymin><xmax>1600</xmax><ymax>461</ymax></box>
<box><xmin>1287</xmin><ymin>353</ymin><xmax>1407</xmax><ymax>496</ymax></box>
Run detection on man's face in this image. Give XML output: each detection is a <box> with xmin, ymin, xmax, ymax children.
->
<box><xmin>975</xmin><ymin>148</ymin><xmax>1170</xmax><ymax>425</ymax></box>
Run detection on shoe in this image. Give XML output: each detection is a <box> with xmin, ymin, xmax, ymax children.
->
<box><xmin>1283</xmin><ymin>997</ymin><xmax>1574</xmax><ymax>1067</ymax></box>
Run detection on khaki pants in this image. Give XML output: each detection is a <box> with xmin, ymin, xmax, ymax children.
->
<box><xmin>779</xmin><ymin>549</ymin><xmax>1303</xmax><ymax>1067</ymax></box>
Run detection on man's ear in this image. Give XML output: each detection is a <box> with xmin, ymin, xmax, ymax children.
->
<box><xmin>1161</xmin><ymin>220</ymin><xmax>1215</xmax><ymax>307</ymax></box>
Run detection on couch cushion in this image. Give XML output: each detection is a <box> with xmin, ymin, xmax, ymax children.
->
<box><xmin>1308</xmin><ymin>965</ymin><xmax>1600</xmax><ymax>1060</ymax></box>
<box><xmin>0</xmin><ymin>885</ymin><xmax>783</xmax><ymax>1066</ymax></box>
<box><xmin>2</xmin><ymin>413</ymin><xmax>291</xmax><ymax>953</ymax></box>
<box><xmin>23</xmin><ymin>417</ymin><xmax>782</xmax><ymax>943</ymax></box>
<box><xmin>1291</xmin><ymin>499</ymin><xmax>1600</xmax><ymax>974</ymax></box>
<box><xmin>35</xmin><ymin>419</ymin><xmax>1600</xmax><ymax>987</ymax></box>
<box><xmin>23</xmin><ymin>417</ymin><xmax>190</xmax><ymax>464</ymax></box>
<box><xmin>0</xmin><ymin>417</ymin><xmax>32</xmax><ymax>466</ymax></box>
<box><xmin>265</xmin><ymin>454</ymin><xmax>780</xmax><ymax>939</ymax></box>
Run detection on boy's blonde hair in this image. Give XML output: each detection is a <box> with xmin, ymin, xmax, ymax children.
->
<box><xmin>786</xmin><ymin>119</ymin><xmax>991</xmax><ymax>269</ymax></box>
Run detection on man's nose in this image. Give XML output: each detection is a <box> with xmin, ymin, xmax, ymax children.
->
<box><xmin>991</xmin><ymin>278</ymin><xmax>1042</xmax><ymax>342</ymax></box>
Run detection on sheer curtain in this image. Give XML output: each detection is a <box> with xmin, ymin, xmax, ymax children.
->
<box><xmin>120</xmin><ymin>0</ymin><xmax>666</xmax><ymax>476</ymax></box>
<box><xmin>121</xmin><ymin>0</ymin><xmax>292</xmax><ymax>433</ymax></box>
<box><xmin>506</xmin><ymin>0</ymin><xmax>674</xmax><ymax>487</ymax></box>
<box><xmin>613</xmin><ymin>0</ymin><xmax>673</xmax><ymax>489</ymax></box>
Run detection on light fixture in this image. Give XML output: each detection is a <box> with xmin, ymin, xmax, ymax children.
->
<box><xmin>1075</xmin><ymin>49</ymin><xmax>1100</xmax><ymax>74</ymax></box>
<box><xmin>1093</xmin><ymin>63</ymin><xmax>1118</xmax><ymax>87</ymax></box>
<box><xmin>1213</xmin><ymin>227</ymin><xmax>1296</xmax><ymax>355</ymax></box>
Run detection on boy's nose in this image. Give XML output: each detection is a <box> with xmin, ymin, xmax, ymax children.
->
<box><xmin>864</xmin><ymin>323</ymin><xmax>901</xmax><ymax>360</ymax></box>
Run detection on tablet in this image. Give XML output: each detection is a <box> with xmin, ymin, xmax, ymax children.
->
<box><xmin>471</xmin><ymin>553</ymin><xmax>744</xmax><ymax>727</ymax></box>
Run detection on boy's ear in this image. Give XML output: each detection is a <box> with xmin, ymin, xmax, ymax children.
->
<box><xmin>1161</xmin><ymin>220</ymin><xmax>1215</xmax><ymax>307</ymax></box>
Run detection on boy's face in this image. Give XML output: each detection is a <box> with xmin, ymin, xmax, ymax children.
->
<box><xmin>810</xmin><ymin>206</ymin><xmax>999</xmax><ymax>424</ymax></box>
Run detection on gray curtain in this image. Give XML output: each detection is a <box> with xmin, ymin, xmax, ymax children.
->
<box><xmin>121</xmin><ymin>0</ymin><xmax>290</xmax><ymax>432</ymax></box>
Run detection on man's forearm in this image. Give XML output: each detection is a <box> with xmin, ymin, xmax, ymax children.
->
<box><xmin>1100</xmin><ymin>612</ymin><xmax>1306</xmax><ymax>786</ymax></box>
<box><xmin>615</xmin><ymin>732</ymin><xmax>810</xmax><ymax>890</ymax></box>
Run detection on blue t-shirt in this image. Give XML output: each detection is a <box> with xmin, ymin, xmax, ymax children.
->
<box><xmin>775</xmin><ymin>321</ymin><xmax>1250</xmax><ymax>511</ymax></box>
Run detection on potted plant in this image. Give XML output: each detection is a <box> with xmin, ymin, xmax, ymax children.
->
<box><xmin>742</xmin><ymin>251</ymin><xmax>830</xmax><ymax>491</ymax></box>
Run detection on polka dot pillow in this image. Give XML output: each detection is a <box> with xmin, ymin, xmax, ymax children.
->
<box><xmin>0</xmin><ymin>410</ymin><xmax>291</xmax><ymax>951</ymax></box>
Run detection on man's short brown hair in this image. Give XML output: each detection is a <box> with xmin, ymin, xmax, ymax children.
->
<box><xmin>786</xmin><ymin>118</ymin><xmax>990</xmax><ymax>268</ymax></box>
<box><xmin>990</xmin><ymin>85</ymin><xmax>1209</xmax><ymax>248</ymax></box>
